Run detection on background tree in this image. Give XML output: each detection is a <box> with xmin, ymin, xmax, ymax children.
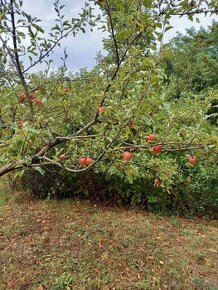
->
<box><xmin>161</xmin><ymin>21</ymin><xmax>218</xmax><ymax>96</ymax></box>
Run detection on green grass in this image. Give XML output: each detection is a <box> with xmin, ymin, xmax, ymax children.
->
<box><xmin>0</xmin><ymin>191</ymin><xmax>217</xmax><ymax>290</ymax></box>
<box><xmin>0</xmin><ymin>183</ymin><xmax>8</xmax><ymax>207</ymax></box>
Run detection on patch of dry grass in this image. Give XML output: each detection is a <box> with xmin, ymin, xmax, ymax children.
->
<box><xmin>0</xmin><ymin>191</ymin><xmax>217</xmax><ymax>290</ymax></box>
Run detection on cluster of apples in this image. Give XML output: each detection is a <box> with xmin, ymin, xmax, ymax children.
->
<box><xmin>122</xmin><ymin>133</ymin><xmax>197</xmax><ymax>165</ymax></box>
<box><xmin>59</xmin><ymin>107</ymin><xmax>197</xmax><ymax>173</ymax></box>
<box><xmin>122</xmin><ymin>151</ymin><xmax>162</xmax><ymax>187</ymax></box>
<box><xmin>32</xmin><ymin>97</ymin><xmax>42</xmax><ymax>106</ymax></box>
<box><xmin>59</xmin><ymin>154</ymin><xmax>94</xmax><ymax>167</ymax></box>
<box><xmin>18</xmin><ymin>92</ymin><xmax>41</xmax><ymax>105</ymax></box>
<box><xmin>122</xmin><ymin>134</ymin><xmax>161</xmax><ymax>161</ymax></box>
<box><xmin>79</xmin><ymin>157</ymin><xmax>93</xmax><ymax>166</ymax></box>
<box><xmin>122</xmin><ymin>151</ymin><xmax>197</xmax><ymax>165</ymax></box>
<box><xmin>56</xmin><ymin>107</ymin><xmax>198</xmax><ymax>190</ymax></box>
<box><xmin>145</xmin><ymin>134</ymin><xmax>162</xmax><ymax>154</ymax></box>
<box><xmin>147</xmin><ymin>134</ymin><xmax>197</xmax><ymax>165</ymax></box>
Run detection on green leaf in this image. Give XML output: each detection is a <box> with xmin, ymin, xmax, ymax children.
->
<box><xmin>165</xmin><ymin>25</ymin><xmax>173</xmax><ymax>32</ymax></box>
<box><xmin>34</xmin><ymin>167</ymin><xmax>45</xmax><ymax>175</ymax></box>
<box><xmin>32</xmin><ymin>23</ymin><xmax>45</xmax><ymax>34</ymax></box>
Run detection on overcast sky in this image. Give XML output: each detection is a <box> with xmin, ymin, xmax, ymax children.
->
<box><xmin>21</xmin><ymin>0</ymin><xmax>215</xmax><ymax>72</ymax></box>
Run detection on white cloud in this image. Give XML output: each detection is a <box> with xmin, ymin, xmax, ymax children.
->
<box><xmin>19</xmin><ymin>1</ymin><xmax>215</xmax><ymax>72</ymax></box>
<box><xmin>20</xmin><ymin>0</ymin><xmax>104</xmax><ymax>72</ymax></box>
<box><xmin>164</xmin><ymin>14</ymin><xmax>216</xmax><ymax>43</ymax></box>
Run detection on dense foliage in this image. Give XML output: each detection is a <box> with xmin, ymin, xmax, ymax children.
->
<box><xmin>0</xmin><ymin>0</ymin><xmax>217</xmax><ymax>216</ymax></box>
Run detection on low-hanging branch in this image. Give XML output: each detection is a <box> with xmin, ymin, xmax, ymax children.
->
<box><xmin>0</xmin><ymin>138</ymin><xmax>215</xmax><ymax>177</ymax></box>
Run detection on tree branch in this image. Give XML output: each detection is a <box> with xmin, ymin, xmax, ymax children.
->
<box><xmin>105</xmin><ymin>0</ymin><xmax>120</xmax><ymax>67</ymax></box>
<box><xmin>10</xmin><ymin>0</ymin><xmax>34</xmax><ymax>117</ymax></box>
<box><xmin>161</xmin><ymin>8</ymin><xmax>218</xmax><ymax>16</ymax></box>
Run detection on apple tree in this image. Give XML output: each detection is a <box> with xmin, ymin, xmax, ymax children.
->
<box><xmin>0</xmin><ymin>0</ymin><xmax>217</xmax><ymax>213</ymax></box>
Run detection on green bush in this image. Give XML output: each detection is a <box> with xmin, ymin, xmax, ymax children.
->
<box><xmin>20</xmin><ymin>155</ymin><xmax>218</xmax><ymax>218</ymax></box>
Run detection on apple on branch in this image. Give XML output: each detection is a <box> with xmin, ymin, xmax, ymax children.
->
<box><xmin>188</xmin><ymin>155</ymin><xmax>197</xmax><ymax>165</ymax></box>
<box><xmin>18</xmin><ymin>92</ymin><xmax>26</xmax><ymax>102</ymax></box>
<box><xmin>123</xmin><ymin>151</ymin><xmax>133</xmax><ymax>161</ymax></box>
<box><xmin>79</xmin><ymin>157</ymin><xmax>94</xmax><ymax>166</ymax></box>
<box><xmin>146</xmin><ymin>134</ymin><xmax>156</xmax><ymax>142</ymax></box>
<box><xmin>154</xmin><ymin>178</ymin><xmax>161</xmax><ymax>187</ymax></box>
<box><xmin>34</xmin><ymin>98</ymin><xmax>42</xmax><ymax>105</ymax></box>
<box><xmin>152</xmin><ymin>144</ymin><xmax>162</xmax><ymax>154</ymax></box>
<box><xmin>30</xmin><ymin>94</ymin><xmax>36</xmax><ymax>100</ymax></box>
<box><xmin>86</xmin><ymin>157</ymin><xmax>93</xmax><ymax>166</ymax></box>
<box><xmin>98</xmin><ymin>106</ymin><xmax>106</xmax><ymax>113</ymax></box>
<box><xmin>79</xmin><ymin>157</ymin><xmax>87</xmax><ymax>166</ymax></box>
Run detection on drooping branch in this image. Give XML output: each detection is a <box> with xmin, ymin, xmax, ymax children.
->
<box><xmin>1</xmin><ymin>140</ymin><xmax>213</xmax><ymax>177</ymax></box>
<box><xmin>0</xmin><ymin>161</ymin><xmax>25</xmax><ymax>176</ymax></box>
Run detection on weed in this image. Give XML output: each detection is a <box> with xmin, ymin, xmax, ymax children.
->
<box><xmin>182</xmin><ymin>229</ymin><xmax>194</xmax><ymax>236</ymax></box>
<box><xmin>170</xmin><ymin>216</ymin><xmax>182</xmax><ymax>227</ymax></box>
<box><xmin>52</xmin><ymin>273</ymin><xmax>74</xmax><ymax>290</ymax></box>
<box><xmin>0</xmin><ymin>188</ymin><xmax>8</xmax><ymax>207</ymax></box>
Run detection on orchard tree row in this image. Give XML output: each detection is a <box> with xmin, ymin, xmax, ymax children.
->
<box><xmin>0</xmin><ymin>0</ymin><xmax>217</xmax><ymax>195</ymax></box>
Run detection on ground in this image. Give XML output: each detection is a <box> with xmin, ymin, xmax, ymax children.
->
<box><xmin>0</xmin><ymin>188</ymin><xmax>218</xmax><ymax>290</ymax></box>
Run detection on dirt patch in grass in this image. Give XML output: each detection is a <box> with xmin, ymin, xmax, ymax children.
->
<box><xmin>0</xmin><ymin>192</ymin><xmax>217</xmax><ymax>290</ymax></box>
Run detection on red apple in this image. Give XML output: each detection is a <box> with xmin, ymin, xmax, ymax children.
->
<box><xmin>146</xmin><ymin>134</ymin><xmax>156</xmax><ymax>142</ymax></box>
<box><xmin>79</xmin><ymin>157</ymin><xmax>87</xmax><ymax>166</ymax></box>
<box><xmin>34</xmin><ymin>98</ymin><xmax>42</xmax><ymax>105</ymax></box>
<box><xmin>188</xmin><ymin>155</ymin><xmax>197</xmax><ymax>165</ymax></box>
<box><xmin>18</xmin><ymin>92</ymin><xmax>26</xmax><ymax>102</ymax></box>
<box><xmin>154</xmin><ymin>178</ymin><xmax>161</xmax><ymax>187</ymax></box>
<box><xmin>58</xmin><ymin>153</ymin><xmax>66</xmax><ymax>161</ymax></box>
<box><xmin>30</xmin><ymin>94</ymin><xmax>36</xmax><ymax>100</ymax></box>
<box><xmin>98</xmin><ymin>106</ymin><xmax>106</xmax><ymax>113</ymax></box>
<box><xmin>63</xmin><ymin>88</ymin><xmax>69</xmax><ymax>94</ymax></box>
<box><xmin>123</xmin><ymin>151</ymin><xmax>133</xmax><ymax>161</ymax></box>
<box><xmin>86</xmin><ymin>157</ymin><xmax>93</xmax><ymax>166</ymax></box>
<box><xmin>152</xmin><ymin>144</ymin><xmax>162</xmax><ymax>154</ymax></box>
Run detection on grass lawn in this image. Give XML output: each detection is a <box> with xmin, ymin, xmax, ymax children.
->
<box><xmin>0</xmin><ymin>189</ymin><xmax>217</xmax><ymax>290</ymax></box>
